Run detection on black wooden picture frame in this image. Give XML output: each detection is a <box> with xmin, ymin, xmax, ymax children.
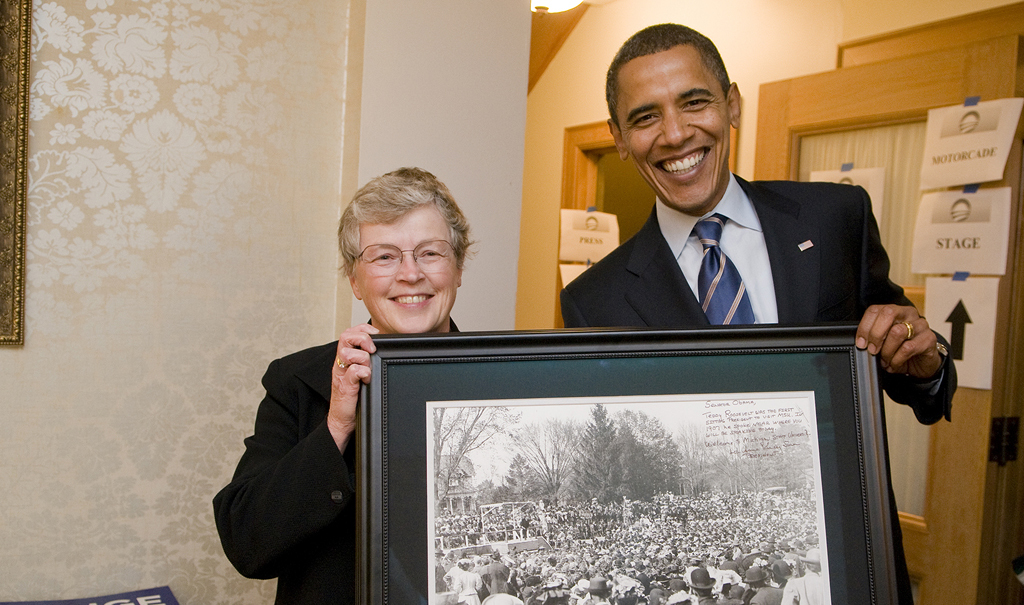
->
<box><xmin>357</xmin><ymin>324</ymin><xmax>897</xmax><ymax>605</ymax></box>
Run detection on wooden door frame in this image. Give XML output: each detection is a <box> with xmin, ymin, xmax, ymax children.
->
<box><xmin>553</xmin><ymin>121</ymin><xmax>616</xmax><ymax>327</ymax></box>
<box><xmin>755</xmin><ymin>35</ymin><xmax>1024</xmax><ymax>605</ymax></box>
<box><xmin>561</xmin><ymin>121</ymin><xmax>617</xmax><ymax>214</ymax></box>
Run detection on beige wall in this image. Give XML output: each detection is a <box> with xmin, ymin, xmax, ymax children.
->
<box><xmin>0</xmin><ymin>0</ymin><xmax>527</xmax><ymax>603</ymax></box>
<box><xmin>840</xmin><ymin>0</ymin><xmax>1019</xmax><ymax>41</ymax></box>
<box><xmin>1</xmin><ymin>1</ymin><xmax>351</xmax><ymax>602</ymax></box>
<box><xmin>515</xmin><ymin>0</ymin><xmax>1021</xmax><ymax>329</ymax></box>
<box><xmin>352</xmin><ymin>0</ymin><xmax>529</xmax><ymax>331</ymax></box>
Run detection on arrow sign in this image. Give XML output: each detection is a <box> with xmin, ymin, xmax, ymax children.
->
<box><xmin>945</xmin><ymin>300</ymin><xmax>972</xmax><ymax>359</ymax></box>
<box><xmin>927</xmin><ymin>276</ymin><xmax>997</xmax><ymax>390</ymax></box>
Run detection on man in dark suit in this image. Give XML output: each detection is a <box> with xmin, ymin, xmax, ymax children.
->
<box><xmin>559</xmin><ymin>23</ymin><xmax>955</xmax><ymax>604</ymax></box>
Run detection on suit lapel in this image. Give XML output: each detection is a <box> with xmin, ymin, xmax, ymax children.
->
<box><xmin>296</xmin><ymin>342</ymin><xmax>336</xmax><ymax>403</ymax></box>
<box><xmin>738</xmin><ymin>178</ymin><xmax>820</xmax><ymax>323</ymax></box>
<box><xmin>623</xmin><ymin>208</ymin><xmax>710</xmax><ymax>327</ymax></box>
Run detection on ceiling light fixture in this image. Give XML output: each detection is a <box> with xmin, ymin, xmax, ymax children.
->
<box><xmin>531</xmin><ymin>0</ymin><xmax>585</xmax><ymax>13</ymax></box>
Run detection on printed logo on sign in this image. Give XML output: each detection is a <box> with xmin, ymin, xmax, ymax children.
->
<box><xmin>950</xmin><ymin>199</ymin><xmax>971</xmax><ymax>222</ymax></box>
<box><xmin>940</xmin><ymin>107</ymin><xmax>999</xmax><ymax>138</ymax></box>
<box><xmin>959</xmin><ymin>111</ymin><xmax>980</xmax><ymax>133</ymax></box>
<box><xmin>572</xmin><ymin>214</ymin><xmax>609</xmax><ymax>232</ymax></box>
<box><xmin>932</xmin><ymin>196</ymin><xmax>990</xmax><ymax>224</ymax></box>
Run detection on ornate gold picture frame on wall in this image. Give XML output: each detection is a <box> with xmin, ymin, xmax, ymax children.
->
<box><xmin>0</xmin><ymin>0</ymin><xmax>31</xmax><ymax>345</ymax></box>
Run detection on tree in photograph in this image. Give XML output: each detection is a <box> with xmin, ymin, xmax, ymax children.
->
<box><xmin>515</xmin><ymin>417</ymin><xmax>582</xmax><ymax>505</ymax></box>
<box><xmin>675</xmin><ymin>422</ymin><xmax>717</xmax><ymax>496</ymax></box>
<box><xmin>475</xmin><ymin>479</ymin><xmax>499</xmax><ymax>504</ymax></box>
<box><xmin>491</xmin><ymin>453</ymin><xmax>543</xmax><ymax>503</ymax></box>
<box><xmin>433</xmin><ymin>405</ymin><xmax>520</xmax><ymax>505</ymax></box>
<box><xmin>705</xmin><ymin>405</ymin><xmax>818</xmax><ymax>493</ymax></box>
<box><xmin>710</xmin><ymin>429</ymin><xmax>800</xmax><ymax>493</ymax></box>
<box><xmin>712</xmin><ymin>446</ymin><xmax>750</xmax><ymax>494</ymax></box>
<box><xmin>615</xmin><ymin>409</ymin><xmax>683</xmax><ymax>500</ymax></box>
<box><xmin>572</xmin><ymin>404</ymin><xmax>622</xmax><ymax>504</ymax></box>
<box><xmin>759</xmin><ymin>423</ymin><xmax>815</xmax><ymax>491</ymax></box>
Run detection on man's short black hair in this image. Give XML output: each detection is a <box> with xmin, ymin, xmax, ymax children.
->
<box><xmin>606</xmin><ymin>23</ymin><xmax>731</xmax><ymax>126</ymax></box>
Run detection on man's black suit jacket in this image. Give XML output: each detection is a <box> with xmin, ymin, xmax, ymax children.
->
<box><xmin>560</xmin><ymin>176</ymin><xmax>954</xmax><ymax>424</ymax></box>
<box><xmin>560</xmin><ymin>177</ymin><xmax>955</xmax><ymax>605</ymax></box>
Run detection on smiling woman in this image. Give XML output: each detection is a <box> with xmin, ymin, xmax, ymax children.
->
<box><xmin>214</xmin><ymin>167</ymin><xmax>475</xmax><ymax>605</ymax></box>
<box><xmin>340</xmin><ymin>167</ymin><xmax>474</xmax><ymax>335</ymax></box>
<box><xmin>349</xmin><ymin>205</ymin><xmax>463</xmax><ymax>335</ymax></box>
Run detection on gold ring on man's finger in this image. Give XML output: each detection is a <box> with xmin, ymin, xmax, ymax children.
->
<box><xmin>336</xmin><ymin>357</ymin><xmax>346</xmax><ymax>369</ymax></box>
<box><xmin>902</xmin><ymin>321</ymin><xmax>914</xmax><ymax>341</ymax></box>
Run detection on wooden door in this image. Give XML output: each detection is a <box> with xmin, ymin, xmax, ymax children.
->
<box><xmin>755</xmin><ymin>35</ymin><xmax>1024</xmax><ymax>604</ymax></box>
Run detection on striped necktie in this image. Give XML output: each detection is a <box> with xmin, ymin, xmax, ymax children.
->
<box><xmin>693</xmin><ymin>214</ymin><xmax>755</xmax><ymax>325</ymax></box>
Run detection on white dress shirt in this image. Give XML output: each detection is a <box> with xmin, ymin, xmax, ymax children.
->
<box><xmin>656</xmin><ymin>173</ymin><xmax>779</xmax><ymax>324</ymax></box>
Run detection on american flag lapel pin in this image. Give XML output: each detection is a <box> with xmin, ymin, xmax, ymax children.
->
<box><xmin>798</xmin><ymin>240</ymin><xmax>814</xmax><ymax>251</ymax></box>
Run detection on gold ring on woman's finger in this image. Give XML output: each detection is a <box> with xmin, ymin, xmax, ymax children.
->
<box><xmin>902</xmin><ymin>321</ymin><xmax>914</xmax><ymax>341</ymax></box>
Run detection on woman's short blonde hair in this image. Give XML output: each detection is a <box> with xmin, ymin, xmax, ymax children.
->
<box><xmin>338</xmin><ymin>167</ymin><xmax>474</xmax><ymax>277</ymax></box>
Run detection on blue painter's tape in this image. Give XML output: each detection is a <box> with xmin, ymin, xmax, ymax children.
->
<box><xmin>841</xmin><ymin>163</ymin><xmax>853</xmax><ymax>171</ymax></box>
<box><xmin>964</xmin><ymin>96</ymin><xmax>980</xmax><ymax>106</ymax></box>
<box><xmin>963</xmin><ymin>184</ymin><xmax>980</xmax><ymax>194</ymax></box>
<box><xmin>953</xmin><ymin>272</ymin><xmax>970</xmax><ymax>281</ymax></box>
<box><xmin>586</xmin><ymin>206</ymin><xmax>597</xmax><ymax>212</ymax></box>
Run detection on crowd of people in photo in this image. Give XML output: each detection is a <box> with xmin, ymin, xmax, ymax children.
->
<box><xmin>434</xmin><ymin>489</ymin><xmax>825</xmax><ymax>604</ymax></box>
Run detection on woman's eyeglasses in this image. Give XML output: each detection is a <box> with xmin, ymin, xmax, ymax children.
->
<box><xmin>357</xmin><ymin>240</ymin><xmax>455</xmax><ymax>276</ymax></box>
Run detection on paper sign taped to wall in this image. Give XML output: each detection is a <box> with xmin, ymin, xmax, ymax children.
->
<box><xmin>919</xmin><ymin>98</ymin><xmax>1023</xmax><ymax>189</ymax></box>
<box><xmin>810</xmin><ymin>166</ymin><xmax>886</xmax><ymax>222</ymax></box>
<box><xmin>559</xmin><ymin>209</ymin><xmax>619</xmax><ymax>263</ymax></box>
<box><xmin>924</xmin><ymin>276</ymin><xmax>998</xmax><ymax>390</ymax></box>
<box><xmin>559</xmin><ymin>263</ymin><xmax>590</xmax><ymax>287</ymax></box>
<box><xmin>911</xmin><ymin>188</ymin><xmax>1010</xmax><ymax>275</ymax></box>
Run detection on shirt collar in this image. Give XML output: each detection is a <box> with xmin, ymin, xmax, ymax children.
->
<box><xmin>656</xmin><ymin>173</ymin><xmax>761</xmax><ymax>259</ymax></box>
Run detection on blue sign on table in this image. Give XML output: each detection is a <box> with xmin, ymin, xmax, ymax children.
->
<box><xmin>0</xmin><ymin>586</ymin><xmax>178</xmax><ymax>605</ymax></box>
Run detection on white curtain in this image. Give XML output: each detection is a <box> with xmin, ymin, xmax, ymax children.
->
<box><xmin>799</xmin><ymin>121</ymin><xmax>930</xmax><ymax>517</ymax></box>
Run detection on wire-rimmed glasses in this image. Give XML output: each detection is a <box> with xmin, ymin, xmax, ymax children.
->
<box><xmin>357</xmin><ymin>240</ymin><xmax>456</xmax><ymax>277</ymax></box>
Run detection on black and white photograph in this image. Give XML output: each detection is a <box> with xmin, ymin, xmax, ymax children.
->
<box><xmin>426</xmin><ymin>392</ymin><xmax>831</xmax><ymax>605</ymax></box>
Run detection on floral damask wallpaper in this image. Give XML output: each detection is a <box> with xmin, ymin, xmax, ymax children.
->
<box><xmin>1</xmin><ymin>0</ymin><xmax>350</xmax><ymax>602</ymax></box>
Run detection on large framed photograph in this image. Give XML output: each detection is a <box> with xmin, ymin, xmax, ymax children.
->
<box><xmin>357</xmin><ymin>325</ymin><xmax>898</xmax><ymax>605</ymax></box>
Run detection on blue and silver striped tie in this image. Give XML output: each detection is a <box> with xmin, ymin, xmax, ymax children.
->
<box><xmin>694</xmin><ymin>214</ymin><xmax>755</xmax><ymax>325</ymax></box>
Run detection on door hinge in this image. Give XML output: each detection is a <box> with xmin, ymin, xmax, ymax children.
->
<box><xmin>989</xmin><ymin>417</ymin><xmax>1020</xmax><ymax>466</ymax></box>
